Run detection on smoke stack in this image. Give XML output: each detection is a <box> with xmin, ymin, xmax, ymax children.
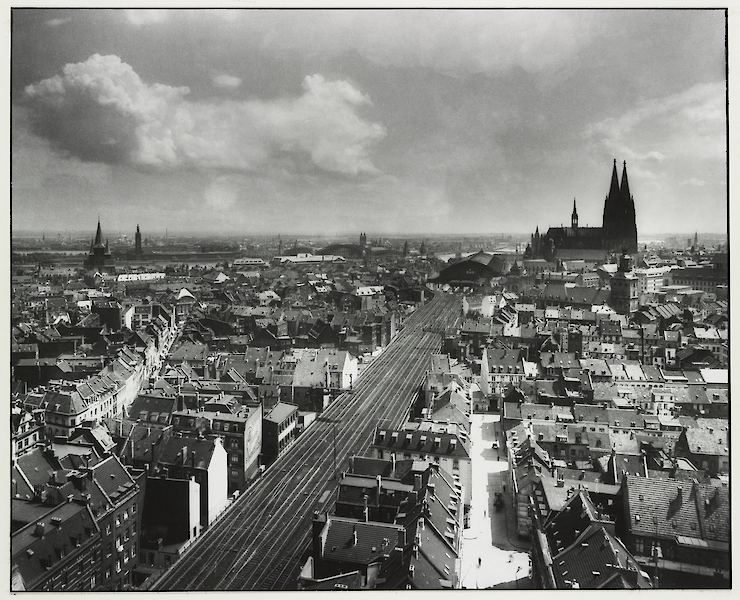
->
<box><xmin>182</xmin><ymin>446</ymin><xmax>188</xmax><ymax>465</ymax></box>
<box><xmin>191</xmin><ymin>450</ymin><xmax>196</xmax><ymax>466</ymax></box>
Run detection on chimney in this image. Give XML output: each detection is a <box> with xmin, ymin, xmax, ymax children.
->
<box><xmin>377</xmin><ymin>475</ymin><xmax>382</xmax><ymax>498</ymax></box>
<box><xmin>414</xmin><ymin>473</ymin><xmax>423</xmax><ymax>491</ymax></box>
<box><xmin>352</xmin><ymin>526</ymin><xmax>358</xmax><ymax>547</ymax></box>
<box><xmin>191</xmin><ymin>450</ymin><xmax>196</xmax><ymax>466</ymax></box>
<box><xmin>391</xmin><ymin>453</ymin><xmax>396</xmax><ymax>472</ymax></box>
<box><xmin>34</xmin><ymin>522</ymin><xmax>45</xmax><ymax>537</ymax></box>
<box><xmin>349</xmin><ymin>456</ymin><xmax>354</xmax><ymax>473</ymax></box>
<box><xmin>182</xmin><ymin>446</ymin><xmax>188</xmax><ymax>465</ymax></box>
<box><xmin>363</xmin><ymin>494</ymin><xmax>369</xmax><ymax>523</ymax></box>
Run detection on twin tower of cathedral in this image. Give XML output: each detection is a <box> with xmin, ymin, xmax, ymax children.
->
<box><xmin>528</xmin><ymin>159</ymin><xmax>638</xmax><ymax>261</ymax></box>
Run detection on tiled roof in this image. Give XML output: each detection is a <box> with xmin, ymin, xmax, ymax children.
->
<box><xmin>12</xmin><ymin>501</ymin><xmax>100</xmax><ymax>590</ymax></box>
<box><xmin>625</xmin><ymin>476</ymin><xmax>729</xmax><ymax>545</ymax></box>
<box><xmin>685</xmin><ymin>426</ymin><xmax>728</xmax><ymax>456</ymax></box>
<box><xmin>265</xmin><ymin>401</ymin><xmax>298</xmax><ymax>423</ymax></box>
<box><xmin>158</xmin><ymin>436</ymin><xmax>217</xmax><ymax>470</ymax></box>
<box><xmin>543</xmin><ymin>490</ymin><xmax>601</xmax><ymax>555</ymax></box>
<box><xmin>321</xmin><ymin>517</ymin><xmax>404</xmax><ymax>565</ymax></box>
<box><xmin>551</xmin><ymin>525</ymin><xmax>650</xmax><ymax>589</ymax></box>
<box><xmin>373</xmin><ymin>428</ymin><xmax>469</xmax><ymax>459</ymax></box>
<box><xmin>89</xmin><ymin>455</ymin><xmax>136</xmax><ymax>500</ymax></box>
<box><xmin>16</xmin><ymin>448</ymin><xmax>59</xmax><ymax>489</ymax></box>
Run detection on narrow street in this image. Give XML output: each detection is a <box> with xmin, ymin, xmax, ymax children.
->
<box><xmin>460</xmin><ymin>413</ymin><xmax>531</xmax><ymax>589</ymax></box>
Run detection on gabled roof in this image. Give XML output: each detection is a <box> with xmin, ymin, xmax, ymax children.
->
<box><xmin>12</xmin><ymin>501</ymin><xmax>100</xmax><ymax>590</ymax></box>
<box><xmin>625</xmin><ymin>475</ymin><xmax>729</xmax><ymax>545</ymax></box>
<box><xmin>158</xmin><ymin>436</ymin><xmax>218</xmax><ymax>470</ymax></box>
<box><xmin>321</xmin><ymin>517</ymin><xmax>404</xmax><ymax>565</ymax></box>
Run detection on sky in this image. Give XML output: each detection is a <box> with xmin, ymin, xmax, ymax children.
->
<box><xmin>11</xmin><ymin>9</ymin><xmax>727</xmax><ymax>236</ymax></box>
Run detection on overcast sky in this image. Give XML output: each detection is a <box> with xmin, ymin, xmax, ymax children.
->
<box><xmin>12</xmin><ymin>9</ymin><xmax>727</xmax><ymax>236</ymax></box>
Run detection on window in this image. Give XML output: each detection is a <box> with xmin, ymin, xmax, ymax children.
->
<box><xmin>106</xmin><ymin>523</ymin><xmax>112</xmax><ymax>536</ymax></box>
<box><xmin>131</xmin><ymin>503</ymin><xmax>137</xmax><ymax>514</ymax></box>
<box><xmin>106</xmin><ymin>543</ymin><xmax>112</xmax><ymax>558</ymax></box>
<box><xmin>453</xmin><ymin>459</ymin><xmax>459</xmax><ymax>471</ymax></box>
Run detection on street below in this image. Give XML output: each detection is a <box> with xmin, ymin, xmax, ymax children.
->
<box><xmin>460</xmin><ymin>413</ymin><xmax>531</xmax><ymax>589</ymax></box>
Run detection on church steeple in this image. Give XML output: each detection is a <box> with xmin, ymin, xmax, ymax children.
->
<box><xmin>620</xmin><ymin>160</ymin><xmax>631</xmax><ymax>200</ymax></box>
<box><xmin>603</xmin><ymin>159</ymin><xmax>621</xmax><ymax>238</ymax></box>
<box><xmin>94</xmin><ymin>219</ymin><xmax>104</xmax><ymax>247</ymax></box>
<box><xmin>609</xmin><ymin>159</ymin><xmax>620</xmax><ymax>198</ymax></box>
<box><xmin>571</xmin><ymin>198</ymin><xmax>578</xmax><ymax>230</ymax></box>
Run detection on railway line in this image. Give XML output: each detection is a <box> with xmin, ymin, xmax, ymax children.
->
<box><xmin>152</xmin><ymin>292</ymin><xmax>462</xmax><ymax>590</ymax></box>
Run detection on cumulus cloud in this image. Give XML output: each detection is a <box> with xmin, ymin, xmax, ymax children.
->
<box><xmin>583</xmin><ymin>81</ymin><xmax>726</xmax><ymax>161</ymax></box>
<box><xmin>23</xmin><ymin>54</ymin><xmax>385</xmax><ymax>175</ymax></box>
<box><xmin>46</xmin><ymin>17</ymin><xmax>71</xmax><ymax>27</ymax></box>
<box><xmin>125</xmin><ymin>9</ymin><xmax>169</xmax><ymax>26</ymax></box>
<box><xmin>196</xmin><ymin>10</ymin><xmax>598</xmax><ymax>78</ymax></box>
<box><xmin>213</xmin><ymin>74</ymin><xmax>242</xmax><ymax>89</ymax></box>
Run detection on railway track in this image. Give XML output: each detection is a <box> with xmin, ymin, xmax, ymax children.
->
<box><xmin>152</xmin><ymin>292</ymin><xmax>461</xmax><ymax>590</ymax></box>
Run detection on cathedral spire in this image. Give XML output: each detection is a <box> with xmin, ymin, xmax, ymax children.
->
<box><xmin>620</xmin><ymin>160</ymin><xmax>631</xmax><ymax>199</ymax></box>
<box><xmin>609</xmin><ymin>158</ymin><xmax>620</xmax><ymax>198</ymax></box>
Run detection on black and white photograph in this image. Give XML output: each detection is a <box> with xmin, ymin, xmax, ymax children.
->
<box><xmin>10</xmin><ymin>7</ymin><xmax>729</xmax><ymax>591</ymax></box>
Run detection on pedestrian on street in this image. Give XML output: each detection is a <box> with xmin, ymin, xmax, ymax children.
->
<box><xmin>478</xmin><ymin>558</ymin><xmax>482</xmax><ymax>567</ymax></box>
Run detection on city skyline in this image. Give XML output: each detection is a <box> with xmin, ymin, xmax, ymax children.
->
<box><xmin>12</xmin><ymin>9</ymin><xmax>727</xmax><ymax>236</ymax></box>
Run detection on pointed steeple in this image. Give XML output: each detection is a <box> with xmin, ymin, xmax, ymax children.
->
<box><xmin>603</xmin><ymin>159</ymin><xmax>621</xmax><ymax>237</ymax></box>
<box><xmin>94</xmin><ymin>220</ymin><xmax>103</xmax><ymax>246</ymax></box>
<box><xmin>620</xmin><ymin>160</ymin><xmax>631</xmax><ymax>199</ymax></box>
<box><xmin>609</xmin><ymin>158</ymin><xmax>620</xmax><ymax>198</ymax></box>
<box><xmin>571</xmin><ymin>198</ymin><xmax>578</xmax><ymax>230</ymax></box>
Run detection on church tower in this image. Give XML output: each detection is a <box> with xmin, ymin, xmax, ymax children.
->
<box><xmin>571</xmin><ymin>198</ymin><xmax>578</xmax><ymax>230</ymax></box>
<box><xmin>135</xmin><ymin>225</ymin><xmax>142</xmax><ymax>257</ymax></box>
<box><xmin>610</xmin><ymin>250</ymin><xmax>638</xmax><ymax>315</ymax></box>
<box><xmin>619</xmin><ymin>161</ymin><xmax>638</xmax><ymax>253</ymax></box>
<box><xmin>602</xmin><ymin>159</ymin><xmax>637</xmax><ymax>254</ymax></box>
<box><xmin>84</xmin><ymin>220</ymin><xmax>116</xmax><ymax>273</ymax></box>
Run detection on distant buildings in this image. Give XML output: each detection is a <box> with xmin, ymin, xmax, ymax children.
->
<box><xmin>527</xmin><ymin>160</ymin><xmax>638</xmax><ymax>261</ymax></box>
<box><xmin>84</xmin><ymin>220</ymin><xmax>116</xmax><ymax>274</ymax></box>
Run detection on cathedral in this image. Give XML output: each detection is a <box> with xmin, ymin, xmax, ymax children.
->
<box><xmin>527</xmin><ymin>160</ymin><xmax>638</xmax><ymax>261</ymax></box>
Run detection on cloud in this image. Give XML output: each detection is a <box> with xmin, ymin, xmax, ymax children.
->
<box><xmin>680</xmin><ymin>178</ymin><xmax>706</xmax><ymax>187</ymax></box>
<box><xmin>23</xmin><ymin>54</ymin><xmax>385</xmax><ymax>175</ymax></box>
<box><xmin>46</xmin><ymin>17</ymin><xmax>71</xmax><ymax>27</ymax></box>
<box><xmin>582</xmin><ymin>81</ymin><xmax>726</xmax><ymax>162</ymax></box>
<box><xmin>200</xmin><ymin>10</ymin><xmax>599</xmax><ymax>78</ymax></box>
<box><xmin>125</xmin><ymin>9</ymin><xmax>169</xmax><ymax>26</ymax></box>
<box><xmin>213</xmin><ymin>74</ymin><xmax>242</xmax><ymax>89</ymax></box>
<box><xmin>204</xmin><ymin>175</ymin><xmax>239</xmax><ymax>210</ymax></box>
